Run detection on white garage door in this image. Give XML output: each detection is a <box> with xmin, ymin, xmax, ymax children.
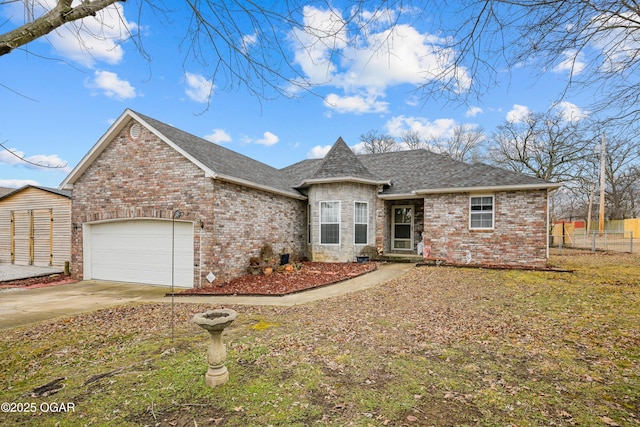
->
<box><xmin>85</xmin><ymin>220</ymin><xmax>194</xmax><ymax>287</ymax></box>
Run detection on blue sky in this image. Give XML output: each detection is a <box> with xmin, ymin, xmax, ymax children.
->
<box><xmin>0</xmin><ymin>2</ymin><xmax>591</xmax><ymax>189</ymax></box>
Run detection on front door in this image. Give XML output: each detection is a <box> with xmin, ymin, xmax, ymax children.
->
<box><xmin>392</xmin><ymin>205</ymin><xmax>413</xmax><ymax>251</ymax></box>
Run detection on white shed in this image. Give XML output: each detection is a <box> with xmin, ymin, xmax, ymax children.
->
<box><xmin>0</xmin><ymin>185</ymin><xmax>71</xmax><ymax>268</ymax></box>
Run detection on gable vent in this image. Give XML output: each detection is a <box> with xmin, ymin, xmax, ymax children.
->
<box><xmin>129</xmin><ymin>123</ymin><xmax>142</xmax><ymax>140</ymax></box>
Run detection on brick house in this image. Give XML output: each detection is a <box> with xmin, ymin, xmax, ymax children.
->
<box><xmin>60</xmin><ymin>109</ymin><xmax>560</xmax><ymax>288</ymax></box>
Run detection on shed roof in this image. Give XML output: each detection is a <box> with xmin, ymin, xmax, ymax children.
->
<box><xmin>0</xmin><ymin>185</ymin><xmax>71</xmax><ymax>201</ymax></box>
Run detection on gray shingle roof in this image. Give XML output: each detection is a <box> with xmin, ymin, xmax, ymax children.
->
<box><xmin>0</xmin><ymin>185</ymin><xmax>71</xmax><ymax>201</ymax></box>
<box><xmin>134</xmin><ymin>111</ymin><xmax>302</xmax><ymax>198</ymax></box>
<box><xmin>305</xmin><ymin>137</ymin><xmax>383</xmax><ymax>184</ymax></box>
<box><xmin>283</xmin><ymin>149</ymin><xmax>555</xmax><ymax>196</ymax></box>
<box><xmin>133</xmin><ymin>110</ymin><xmax>556</xmax><ymax>199</ymax></box>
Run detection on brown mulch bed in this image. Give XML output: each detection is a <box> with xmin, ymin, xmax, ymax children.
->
<box><xmin>0</xmin><ymin>274</ymin><xmax>75</xmax><ymax>290</ymax></box>
<box><xmin>174</xmin><ymin>261</ymin><xmax>378</xmax><ymax>296</ymax></box>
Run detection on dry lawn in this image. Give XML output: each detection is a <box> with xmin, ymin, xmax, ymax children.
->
<box><xmin>0</xmin><ymin>251</ymin><xmax>638</xmax><ymax>426</ymax></box>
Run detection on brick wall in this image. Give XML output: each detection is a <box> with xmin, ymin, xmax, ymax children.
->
<box><xmin>423</xmin><ymin>190</ymin><xmax>549</xmax><ymax>267</ymax></box>
<box><xmin>211</xmin><ymin>180</ymin><xmax>306</xmax><ymax>281</ymax></box>
<box><xmin>71</xmin><ymin>119</ymin><xmax>306</xmax><ymax>286</ymax></box>
<box><xmin>71</xmin><ymin>120</ymin><xmax>214</xmax><ymax>286</ymax></box>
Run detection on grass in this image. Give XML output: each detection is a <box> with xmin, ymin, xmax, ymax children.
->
<box><xmin>0</xmin><ymin>251</ymin><xmax>638</xmax><ymax>426</ymax></box>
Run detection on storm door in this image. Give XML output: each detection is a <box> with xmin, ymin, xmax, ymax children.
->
<box><xmin>392</xmin><ymin>205</ymin><xmax>413</xmax><ymax>250</ymax></box>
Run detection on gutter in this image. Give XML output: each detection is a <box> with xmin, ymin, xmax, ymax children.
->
<box><xmin>215</xmin><ymin>174</ymin><xmax>307</xmax><ymax>200</ymax></box>
<box><xmin>298</xmin><ymin>176</ymin><xmax>391</xmax><ymax>188</ymax></box>
<box><xmin>413</xmin><ymin>182</ymin><xmax>563</xmax><ymax>195</ymax></box>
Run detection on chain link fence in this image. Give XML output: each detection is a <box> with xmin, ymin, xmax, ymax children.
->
<box><xmin>551</xmin><ymin>230</ymin><xmax>637</xmax><ymax>254</ymax></box>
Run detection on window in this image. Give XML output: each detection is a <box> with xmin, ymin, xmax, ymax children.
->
<box><xmin>470</xmin><ymin>196</ymin><xmax>494</xmax><ymax>229</ymax></box>
<box><xmin>320</xmin><ymin>201</ymin><xmax>340</xmax><ymax>244</ymax></box>
<box><xmin>354</xmin><ymin>202</ymin><xmax>368</xmax><ymax>244</ymax></box>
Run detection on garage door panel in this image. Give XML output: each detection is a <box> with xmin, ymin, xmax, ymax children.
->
<box><xmin>87</xmin><ymin>220</ymin><xmax>194</xmax><ymax>287</ymax></box>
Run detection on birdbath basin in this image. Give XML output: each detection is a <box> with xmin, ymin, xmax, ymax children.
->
<box><xmin>193</xmin><ymin>309</ymin><xmax>237</xmax><ymax>388</ymax></box>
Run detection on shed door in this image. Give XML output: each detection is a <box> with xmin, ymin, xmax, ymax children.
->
<box><xmin>85</xmin><ymin>220</ymin><xmax>194</xmax><ymax>287</ymax></box>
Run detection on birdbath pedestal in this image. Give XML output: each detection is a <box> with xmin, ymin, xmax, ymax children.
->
<box><xmin>192</xmin><ymin>309</ymin><xmax>237</xmax><ymax>388</ymax></box>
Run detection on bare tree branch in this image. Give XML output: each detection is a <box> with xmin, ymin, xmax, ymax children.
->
<box><xmin>0</xmin><ymin>0</ymin><xmax>122</xmax><ymax>56</ymax></box>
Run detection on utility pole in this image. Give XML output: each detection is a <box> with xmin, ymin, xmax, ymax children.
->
<box><xmin>586</xmin><ymin>184</ymin><xmax>594</xmax><ymax>234</ymax></box>
<box><xmin>598</xmin><ymin>132</ymin><xmax>606</xmax><ymax>233</ymax></box>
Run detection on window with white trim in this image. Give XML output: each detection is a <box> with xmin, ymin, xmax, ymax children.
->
<box><xmin>469</xmin><ymin>195</ymin><xmax>494</xmax><ymax>229</ymax></box>
<box><xmin>320</xmin><ymin>201</ymin><xmax>340</xmax><ymax>244</ymax></box>
<box><xmin>354</xmin><ymin>202</ymin><xmax>368</xmax><ymax>244</ymax></box>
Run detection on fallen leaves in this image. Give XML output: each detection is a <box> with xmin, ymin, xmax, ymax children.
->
<box><xmin>2</xmin><ymin>252</ymin><xmax>639</xmax><ymax>426</ymax></box>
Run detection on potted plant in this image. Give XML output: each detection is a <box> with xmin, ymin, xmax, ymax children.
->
<box><xmin>248</xmin><ymin>256</ymin><xmax>261</xmax><ymax>275</ymax></box>
<box><xmin>279</xmin><ymin>247</ymin><xmax>290</xmax><ymax>265</ymax></box>
<box><xmin>356</xmin><ymin>246</ymin><xmax>375</xmax><ymax>263</ymax></box>
<box><xmin>260</xmin><ymin>243</ymin><xmax>276</xmax><ymax>275</ymax></box>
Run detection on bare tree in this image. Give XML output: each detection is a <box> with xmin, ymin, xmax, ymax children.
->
<box><xmin>0</xmin><ymin>0</ymin><xmax>121</xmax><ymax>56</ymax></box>
<box><xmin>358</xmin><ymin>129</ymin><xmax>398</xmax><ymax>154</ymax></box>
<box><xmin>400</xmin><ymin>130</ymin><xmax>424</xmax><ymax>150</ymax></box>
<box><xmin>601</xmin><ymin>137</ymin><xmax>640</xmax><ymax>219</ymax></box>
<box><xmin>489</xmin><ymin>110</ymin><xmax>596</xmax><ymax>182</ymax></box>
<box><xmin>5</xmin><ymin>1</ymin><xmax>640</xmax><ymax>119</ymax></box>
<box><xmin>441</xmin><ymin>124</ymin><xmax>485</xmax><ymax>163</ymax></box>
<box><xmin>400</xmin><ymin>125</ymin><xmax>485</xmax><ymax>162</ymax></box>
<box><xmin>427</xmin><ymin>0</ymin><xmax>640</xmax><ymax>124</ymax></box>
<box><xmin>0</xmin><ymin>1</ymin><xmax>407</xmax><ymax>99</ymax></box>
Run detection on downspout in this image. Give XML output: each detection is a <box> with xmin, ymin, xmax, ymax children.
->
<box><xmin>199</xmin><ymin>218</ymin><xmax>204</xmax><ymax>288</ymax></box>
<box><xmin>29</xmin><ymin>209</ymin><xmax>34</xmax><ymax>265</ymax></box>
<box><xmin>10</xmin><ymin>211</ymin><xmax>14</xmax><ymax>264</ymax></box>
<box><xmin>49</xmin><ymin>208</ymin><xmax>54</xmax><ymax>266</ymax></box>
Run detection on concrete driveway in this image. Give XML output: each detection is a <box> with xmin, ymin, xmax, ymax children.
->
<box><xmin>0</xmin><ymin>263</ymin><xmax>414</xmax><ymax>330</ymax></box>
<box><xmin>0</xmin><ymin>281</ymin><xmax>169</xmax><ymax>330</ymax></box>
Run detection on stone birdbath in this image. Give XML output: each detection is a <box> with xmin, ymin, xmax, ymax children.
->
<box><xmin>192</xmin><ymin>308</ymin><xmax>238</xmax><ymax>388</ymax></box>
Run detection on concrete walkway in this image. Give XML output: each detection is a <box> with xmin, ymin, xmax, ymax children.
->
<box><xmin>0</xmin><ymin>263</ymin><xmax>64</xmax><ymax>281</ymax></box>
<box><xmin>0</xmin><ymin>263</ymin><xmax>414</xmax><ymax>330</ymax></box>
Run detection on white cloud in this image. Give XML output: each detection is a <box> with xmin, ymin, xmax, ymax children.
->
<box><xmin>241</xmin><ymin>33</ymin><xmax>258</xmax><ymax>54</ymax></box>
<box><xmin>185</xmin><ymin>73</ymin><xmax>215</xmax><ymax>104</ymax></box>
<box><xmin>307</xmin><ymin>145</ymin><xmax>332</xmax><ymax>158</ymax></box>
<box><xmin>0</xmin><ymin>179</ymin><xmax>39</xmax><ymax>188</ymax></box>
<box><xmin>589</xmin><ymin>11</ymin><xmax>640</xmax><ymax>73</ymax></box>
<box><xmin>253</xmin><ymin>131</ymin><xmax>279</xmax><ymax>146</ymax></box>
<box><xmin>466</xmin><ymin>106</ymin><xmax>483</xmax><ymax>117</ymax></box>
<box><xmin>0</xmin><ymin>147</ymin><xmax>71</xmax><ymax>172</ymax></box>
<box><xmin>552</xmin><ymin>50</ymin><xmax>586</xmax><ymax>75</ymax></box>
<box><xmin>289</xmin><ymin>7</ymin><xmax>472</xmax><ymax>113</ymax></box>
<box><xmin>341</xmin><ymin>25</ymin><xmax>471</xmax><ymax>93</ymax></box>
<box><xmin>289</xmin><ymin>6</ymin><xmax>348</xmax><ymax>84</ymax></box>
<box><xmin>22</xmin><ymin>1</ymin><xmax>137</xmax><ymax>67</ymax></box>
<box><xmin>87</xmin><ymin>70</ymin><xmax>136</xmax><ymax>100</ymax></box>
<box><xmin>385</xmin><ymin>115</ymin><xmax>456</xmax><ymax>140</ymax></box>
<box><xmin>185</xmin><ymin>72</ymin><xmax>214</xmax><ymax>103</ymax></box>
<box><xmin>506</xmin><ymin>104</ymin><xmax>531</xmax><ymax>123</ymax></box>
<box><xmin>553</xmin><ymin>101</ymin><xmax>588</xmax><ymax>122</ymax></box>
<box><xmin>204</xmin><ymin>129</ymin><xmax>232</xmax><ymax>144</ymax></box>
<box><xmin>324</xmin><ymin>93</ymin><xmax>389</xmax><ymax>114</ymax></box>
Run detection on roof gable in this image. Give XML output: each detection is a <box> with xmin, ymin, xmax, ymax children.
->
<box><xmin>133</xmin><ymin>112</ymin><xmax>304</xmax><ymax>198</ymax></box>
<box><xmin>298</xmin><ymin>137</ymin><xmax>389</xmax><ymax>187</ymax></box>
<box><xmin>61</xmin><ymin>109</ymin><xmax>305</xmax><ymax>199</ymax></box>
